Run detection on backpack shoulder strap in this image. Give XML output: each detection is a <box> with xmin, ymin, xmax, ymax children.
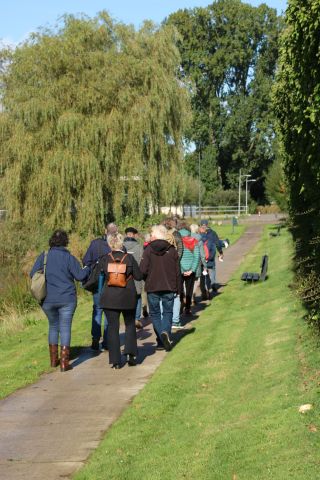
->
<box><xmin>108</xmin><ymin>252</ymin><xmax>115</xmax><ymax>262</ymax></box>
<box><xmin>119</xmin><ymin>253</ymin><xmax>128</xmax><ymax>264</ymax></box>
<box><xmin>43</xmin><ymin>251</ymin><xmax>48</xmax><ymax>273</ymax></box>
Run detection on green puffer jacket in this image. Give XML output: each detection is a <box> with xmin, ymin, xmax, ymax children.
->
<box><xmin>179</xmin><ymin>229</ymin><xmax>200</xmax><ymax>274</ymax></box>
<box><xmin>191</xmin><ymin>232</ymin><xmax>207</xmax><ymax>278</ymax></box>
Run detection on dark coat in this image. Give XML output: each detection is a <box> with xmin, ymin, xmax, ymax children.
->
<box><xmin>99</xmin><ymin>251</ymin><xmax>143</xmax><ymax>310</ymax></box>
<box><xmin>201</xmin><ymin>228</ymin><xmax>223</xmax><ymax>268</ymax></box>
<box><xmin>82</xmin><ymin>237</ymin><xmax>111</xmax><ymax>267</ymax></box>
<box><xmin>139</xmin><ymin>240</ymin><xmax>181</xmax><ymax>293</ymax></box>
<box><xmin>30</xmin><ymin>247</ymin><xmax>89</xmax><ymax>304</ymax></box>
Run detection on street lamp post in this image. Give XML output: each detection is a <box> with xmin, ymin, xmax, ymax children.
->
<box><xmin>198</xmin><ymin>149</ymin><xmax>201</xmax><ymax>220</ymax></box>
<box><xmin>245</xmin><ymin>178</ymin><xmax>256</xmax><ymax>215</ymax></box>
<box><xmin>238</xmin><ymin>169</ymin><xmax>242</xmax><ymax>216</ymax></box>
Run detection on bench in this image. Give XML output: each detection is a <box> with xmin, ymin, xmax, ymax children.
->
<box><xmin>269</xmin><ymin>226</ymin><xmax>281</xmax><ymax>237</ymax></box>
<box><xmin>241</xmin><ymin>255</ymin><xmax>268</xmax><ymax>283</ymax></box>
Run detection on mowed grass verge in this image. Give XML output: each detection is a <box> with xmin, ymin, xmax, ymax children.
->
<box><xmin>74</xmin><ymin>228</ymin><xmax>320</xmax><ymax>480</ymax></box>
<box><xmin>0</xmin><ymin>296</ymin><xmax>93</xmax><ymax>399</ymax></box>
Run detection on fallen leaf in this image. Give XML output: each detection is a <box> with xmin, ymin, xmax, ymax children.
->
<box><xmin>308</xmin><ymin>424</ymin><xmax>317</xmax><ymax>432</ymax></box>
<box><xmin>299</xmin><ymin>404</ymin><xmax>313</xmax><ymax>413</ymax></box>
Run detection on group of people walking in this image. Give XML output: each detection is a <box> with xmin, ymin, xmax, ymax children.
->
<box><xmin>30</xmin><ymin>218</ymin><xmax>227</xmax><ymax>371</ymax></box>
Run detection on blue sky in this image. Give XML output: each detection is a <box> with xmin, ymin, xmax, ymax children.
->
<box><xmin>1</xmin><ymin>0</ymin><xmax>287</xmax><ymax>46</ymax></box>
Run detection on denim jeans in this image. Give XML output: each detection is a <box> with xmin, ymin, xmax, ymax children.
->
<box><xmin>200</xmin><ymin>263</ymin><xmax>216</xmax><ymax>293</ymax></box>
<box><xmin>42</xmin><ymin>302</ymin><xmax>77</xmax><ymax>346</ymax></box>
<box><xmin>147</xmin><ymin>292</ymin><xmax>174</xmax><ymax>337</ymax></box>
<box><xmin>172</xmin><ymin>294</ymin><xmax>181</xmax><ymax>324</ymax></box>
<box><xmin>135</xmin><ymin>295</ymin><xmax>142</xmax><ymax>321</ymax></box>
<box><xmin>92</xmin><ymin>291</ymin><xmax>108</xmax><ymax>344</ymax></box>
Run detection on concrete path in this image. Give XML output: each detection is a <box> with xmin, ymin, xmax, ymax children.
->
<box><xmin>0</xmin><ymin>224</ymin><xmax>265</xmax><ymax>480</ymax></box>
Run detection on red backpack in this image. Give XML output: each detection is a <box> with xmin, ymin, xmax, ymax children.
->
<box><xmin>203</xmin><ymin>240</ymin><xmax>210</xmax><ymax>261</ymax></box>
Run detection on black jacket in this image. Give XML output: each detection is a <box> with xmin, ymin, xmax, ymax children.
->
<box><xmin>139</xmin><ymin>240</ymin><xmax>181</xmax><ymax>293</ymax></box>
<box><xmin>99</xmin><ymin>251</ymin><xmax>143</xmax><ymax>310</ymax></box>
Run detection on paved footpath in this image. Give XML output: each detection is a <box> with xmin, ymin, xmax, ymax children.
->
<box><xmin>0</xmin><ymin>224</ymin><xmax>265</xmax><ymax>480</ymax></box>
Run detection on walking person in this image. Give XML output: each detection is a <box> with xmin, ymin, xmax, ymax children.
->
<box><xmin>190</xmin><ymin>224</ymin><xmax>207</xmax><ymax>305</ymax></box>
<box><xmin>178</xmin><ymin>224</ymin><xmax>200</xmax><ymax>315</ymax></box>
<box><xmin>99</xmin><ymin>233</ymin><xmax>143</xmax><ymax>369</ymax></box>
<box><xmin>30</xmin><ymin>230</ymin><xmax>90</xmax><ymax>372</ymax></box>
<box><xmin>82</xmin><ymin>224</ymin><xmax>117</xmax><ymax>351</ymax></box>
<box><xmin>123</xmin><ymin>227</ymin><xmax>144</xmax><ymax>329</ymax></box>
<box><xmin>198</xmin><ymin>220</ymin><xmax>223</xmax><ymax>298</ymax></box>
<box><xmin>162</xmin><ymin>218</ymin><xmax>184</xmax><ymax>328</ymax></box>
<box><xmin>140</xmin><ymin>225</ymin><xmax>181</xmax><ymax>351</ymax></box>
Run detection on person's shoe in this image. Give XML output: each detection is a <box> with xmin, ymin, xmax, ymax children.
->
<box><xmin>160</xmin><ymin>331</ymin><xmax>172</xmax><ymax>352</ymax></box>
<box><xmin>135</xmin><ymin>320</ymin><xmax>143</xmax><ymax>330</ymax></box>
<box><xmin>127</xmin><ymin>354</ymin><xmax>137</xmax><ymax>366</ymax></box>
<box><xmin>91</xmin><ymin>339</ymin><xmax>100</xmax><ymax>351</ymax></box>
<box><xmin>184</xmin><ymin>308</ymin><xmax>192</xmax><ymax>315</ymax></box>
<box><xmin>111</xmin><ymin>363</ymin><xmax>121</xmax><ymax>370</ymax></box>
<box><xmin>155</xmin><ymin>341</ymin><xmax>164</xmax><ymax>350</ymax></box>
<box><xmin>101</xmin><ymin>342</ymin><xmax>108</xmax><ymax>351</ymax></box>
<box><xmin>171</xmin><ymin>323</ymin><xmax>185</xmax><ymax>329</ymax></box>
<box><xmin>201</xmin><ymin>291</ymin><xmax>209</xmax><ymax>300</ymax></box>
<box><xmin>60</xmin><ymin>346</ymin><xmax>73</xmax><ymax>372</ymax></box>
<box><xmin>49</xmin><ymin>344</ymin><xmax>59</xmax><ymax>367</ymax></box>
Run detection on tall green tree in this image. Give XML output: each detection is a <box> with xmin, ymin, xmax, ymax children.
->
<box><xmin>167</xmin><ymin>0</ymin><xmax>282</xmax><ymax>201</ymax></box>
<box><xmin>273</xmin><ymin>0</ymin><xmax>320</xmax><ymax>313</ymax></box>
<box><xmin>0</xmin><ymin>14</ymin><xmax>190</xmax><ymax>233</ymax></box>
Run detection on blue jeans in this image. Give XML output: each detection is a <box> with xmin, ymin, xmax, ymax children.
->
<box><xmin>172</xmin><ymin>294</ymin><xmax>181</xmax><ymax>324</ymax></box>
<box><xmin>147</xmin><ymin>292</ymin><xmax>174</xmax><ymax>337</ymax></box>
<box><xmin>135</xmin><ymin>295</ymin><xmax>142</xmax><ymax>321</ymax></box>
<box><xmin>92</xmin><ymin>291</ymin><xmax>108</xmax><ymax>344</ymax></box>
<box><xmin>42</xmin><ymin>302</ymin><xmax>76</xmax><ymax>346</ymax></box>
<box><xmin>201</xmin><ymin>261</ymin><xmax>216</xmax><ymax>290</ymax></box>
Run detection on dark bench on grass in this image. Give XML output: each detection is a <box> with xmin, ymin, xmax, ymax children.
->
<box><xmin>241</xmin><ymin>255</ymin><xmax>268</xmax><ymax>283</ymax></box>
<box><xmin>269</xmin><ymin>226</ymin><xmax>281</xmax><ymax>237</ymax></box>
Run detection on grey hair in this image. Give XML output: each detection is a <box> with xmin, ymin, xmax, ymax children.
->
<box><xmin>107</xmin><ymin>233</ymin><xmax>124</xmax><ymax>251</ymax></box>
<box><xmin>150</xmin><ymin>224</ymin><xmax>168</xmax><ymax>241</ymax></box>
<box><xmin>106</xmin><ymin>222</ymin><xmax>118</xmax><ymax>235</ymax></box>
<box><xmin>190</xmin><ymin>224</ymin><xmax>199</xmax><ymax>234</ymax></box>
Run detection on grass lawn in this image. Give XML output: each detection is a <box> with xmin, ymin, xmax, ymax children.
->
<box><xmin>213</xmin><ymin>223</ymin><xmax>246</xmax><ymax>246</ymax></box>
<box><xmin>74</xmin><ymin>228</ymin><xmax>320</xmax><ymax>480</ymax></box>
<box><xmin>0</xmin><ymin>295</ymin><xmax>93</xmax><ymax>399</ymax></box>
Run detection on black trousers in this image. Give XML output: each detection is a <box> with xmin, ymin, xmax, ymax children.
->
<box><xmin>180</xmin><ymin>273</ymin><xmax>196</xmax><ymax>310</ymax></box>
<box><xmin>103</xmin><ymin>309</ymin><xmax>137</xmax><ymax>365</ymax></box>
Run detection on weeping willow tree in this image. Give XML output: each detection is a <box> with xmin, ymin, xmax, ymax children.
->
<box><xmin>0</xmin><ymin>13</ymin><xmax>190</xmax><ymax>233</ymax></box>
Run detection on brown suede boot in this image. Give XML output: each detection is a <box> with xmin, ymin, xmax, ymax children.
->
<box><xmin>60</xmin><ymin>346</ymin><xmax>73</xmax><ymax>372</ymax></box>
<box><xmin>49</xmin><ymin>344</ymin><xmax>59</xmax><ymax>367</ymax></box>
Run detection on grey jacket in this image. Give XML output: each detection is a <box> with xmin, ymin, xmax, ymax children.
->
<box><xmin>123</xmin><ymin>237</ymin><xmax>143</xmax><ymax>295</ymax></box>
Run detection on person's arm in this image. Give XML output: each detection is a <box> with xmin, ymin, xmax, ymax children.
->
<box><xmin>139</xmin><ymin>247</ymin><xmax>150</xmax><ymax>279</ymax></box>
<box><xmin>69</xmin><ymin>255</ymin><xmax>90</xmax><ymax>281</ymax></box>
<box><xmin>131</xmin><ymin>256</ymin><xmax>143</xmax><ymax>281</ymax></box>
<box><xmin>82</xmin><ymin>241</ymin><xmax>93</xmax><ymax>267</ymax></box>
<box><xmin>199</xmin><ymin>241</ymin><xmax>207</xmax><ymax>269</ymax></box>
<box><xmin>30</xmin><ymin>252</ymin><xmax>45</xmax><ymax>278</ymax></box>
<box><xmin>212</xmin><ymin>231</ymin><xmax>223</xmax><ymax>255</ymax></box>
<box><xmin>191</xmin><ymin>243</ymin><xmax>200</xmax><ymax>273</ymax></box>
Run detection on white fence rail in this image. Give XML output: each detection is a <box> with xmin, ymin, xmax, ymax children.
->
<box><xmin>183</xmin><ymin>205</ymin><xmax>246</xmax><ymax>217</ymax></box>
